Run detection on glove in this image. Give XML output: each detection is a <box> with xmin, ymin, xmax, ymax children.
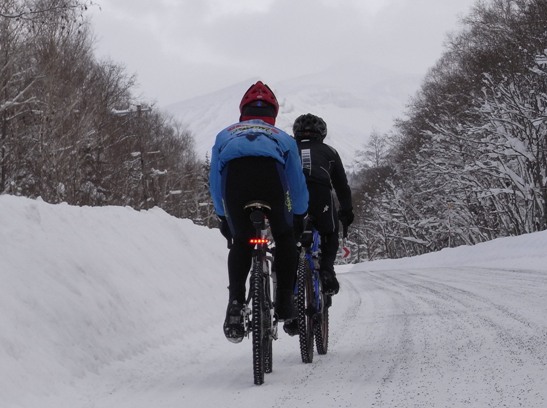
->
<box><xmin>293</xmin><ymin>213</ymin><xmax>307</xmax><ymax>239</ymax></box>
<box><xmin>338</xmin><ymin>208</ymin><xmax>354</xmax><ymax>227</ymax></box>
<box><xmin>218</xmin><ymin>216</ymin><xmax>232</xmax><ymax>241</ymax></box>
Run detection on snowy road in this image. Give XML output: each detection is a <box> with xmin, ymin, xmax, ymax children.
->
<box><xmin>66</xmin><ymin>265</ymin><xmax>547</xmax><ymax>408</ymax></box>
<box><xmin>2</xmin><ymin>197</ymin><xmax>546</xmax><ymax>408</ymax></box>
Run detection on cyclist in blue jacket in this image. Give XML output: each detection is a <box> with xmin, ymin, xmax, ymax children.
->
<box><xmin>209</xmin><ymin>81</ymin><xmax>309</xmax><ymax>343</ymax></box>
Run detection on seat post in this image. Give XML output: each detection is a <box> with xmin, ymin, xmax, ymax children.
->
<box><xmin>250</xmin><ymin>210</ymin><xmax>265</xmax><ymax>234</ymax></box>
<box><xmin>244</xmin><ymin>201</ymin><xmax>272</xmax><ymax>236</ymax></box>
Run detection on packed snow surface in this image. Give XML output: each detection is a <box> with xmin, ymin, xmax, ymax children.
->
<box><xmin>1</xmin><ymin>195</ymin><xmax>546</xmax><ymax>407</ymax></box>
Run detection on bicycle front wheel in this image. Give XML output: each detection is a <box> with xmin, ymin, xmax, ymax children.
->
<box><xmin>296</xmin><ymin>253</ymin><xmax>314</xmax><ymax>363</ymax></box>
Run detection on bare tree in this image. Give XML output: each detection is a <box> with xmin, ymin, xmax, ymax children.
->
<box><xmin>350</xmin><ymin>0</ymin><xmax>547</xmax><ymax>260</ymax></box>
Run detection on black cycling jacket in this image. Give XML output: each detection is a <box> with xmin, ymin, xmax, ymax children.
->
<box><xmin>297</xmin><ymin>138</ymin><xmax>353</xmax><ymax>212</ymax></box>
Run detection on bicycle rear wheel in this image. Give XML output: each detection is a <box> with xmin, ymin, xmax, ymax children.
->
<box><xmin>315</xmin><ymin>291</ymin><xmax>329</xmax><ymax>355</ymax></box>
<box><xmin>263</xmin><ymin>266</ymin><xmax>273</xmax><ymax>374</ymax></box>
<box><xmin>251</xmin><ymin>260</ymin><xmax>266</xmax><ymax>385</ymax></box>
<box><xmin>296</xmin><ymin>253</ymin><xmax>314</xmax><ymax>363</ymax></box>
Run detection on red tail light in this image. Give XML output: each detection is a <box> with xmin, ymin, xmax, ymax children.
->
<box><xmin>249</xmin><ymin>238</ymin><xmax>269</xmax><ymax>245</ymax></box>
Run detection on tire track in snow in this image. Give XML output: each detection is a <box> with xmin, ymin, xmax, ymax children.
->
<box><xmin>363</xmin><ymin>266</ymin><xmax>547</xmax><ymax>407</ymax></box>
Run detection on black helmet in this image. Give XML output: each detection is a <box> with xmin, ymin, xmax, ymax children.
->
<box><xmin>293</xmin><ymin>113</ymin><xmax>327</xmax><ymax>141</ymax></box>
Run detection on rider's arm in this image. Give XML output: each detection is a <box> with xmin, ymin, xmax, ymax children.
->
<box><xmin>331</xmin><ymin>150</ymin><xmax>353</xmax><ymax>212</ymax></box>
<box><xmin>284</xmin><ymin>137</ymin><xmax>309</xmax><ymax>216</ymax></box>
<box><xmin>209</xmin><ymin>134</ymin><xmax>225</xmax><ymax>217</ymax></box>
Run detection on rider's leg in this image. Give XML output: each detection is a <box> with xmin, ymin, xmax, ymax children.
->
<box><xmin>306</xmin><ymin>183</ymin><xmax>341</xmax><ymax>295</ymax></box>
<box><xmin>319</xmin><ymin>231</ymin><xmax>340</xmax><ymax>295</ymax></box>
<box><xmin>271</xmin><ymin>229</ymin><xmax>298</xmax><ymax>320</ymax></box>
<box><xmin>227</xmin><ymin>237</ymin><xmax>252</xmax><ymax>303</ymax></box>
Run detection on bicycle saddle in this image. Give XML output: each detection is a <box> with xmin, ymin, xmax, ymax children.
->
<box><xmin>244</xmin><ymin>200</ymin><xmax>271</xmax><ymax>212</ymax></box>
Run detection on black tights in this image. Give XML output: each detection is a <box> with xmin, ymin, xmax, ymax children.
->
<box><xmin>222</xmin><ymin>157</ymin><xmax>297</xmax><ymax>303</ymax></box>
<box><xmin>227</xmin><ymin>230</ymin><xmax>297</xmax><ymax>303</ymax></box>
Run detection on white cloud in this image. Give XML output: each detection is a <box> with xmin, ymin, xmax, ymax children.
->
<box><xmin>319</xmin><ymin>0</ymin><xmax>394</xmax><ymax>15</ymax></box>
<box><xmin>205</xmin><ymin>0</ymin><xmax>276</xmax><ymax>21</ymax></box>
<box><xmin>89</xmin><ymin>0</ymin><xmax>477</xmax><ymax>105</ymax></box>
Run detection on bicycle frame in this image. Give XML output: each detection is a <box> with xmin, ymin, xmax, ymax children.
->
<box><xmin>305</xmin><ymin>228</ymin><xmax>324</xmax><ymax>313</ymax></box>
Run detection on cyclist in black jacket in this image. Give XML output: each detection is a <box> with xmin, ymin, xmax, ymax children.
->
<box><xmin>292</xmin><ymin>113</ymin><xmax>354</xmax><ymax>295</ymax></box>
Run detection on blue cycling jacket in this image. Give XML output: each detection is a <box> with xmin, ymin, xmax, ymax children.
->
<box><xmin>209</xmin><ymin>119</ymin><xmax>308</xmax><ymax>217</ymax></box>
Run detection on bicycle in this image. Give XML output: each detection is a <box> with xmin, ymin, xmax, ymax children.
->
<box><xmin>241</xmin><ymin>200</ymin><xmax>278</xmax><ymax>385</ymax></box>
<box><xmin>294</xmin><ymin>218</ymin><xmax>331</xmax><ymax>363</ymax></box>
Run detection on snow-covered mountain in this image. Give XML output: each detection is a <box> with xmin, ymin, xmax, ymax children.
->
<box><xmin>164</xmin><ymin>62</ymin><xmax>421</xmax><ymax>167</ymax></box>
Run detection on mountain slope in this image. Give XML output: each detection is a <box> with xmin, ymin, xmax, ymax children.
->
<box><xmin>164</xmin><ymin>63</ymin><xmax>421</xmax><ymax>166</ymax></box>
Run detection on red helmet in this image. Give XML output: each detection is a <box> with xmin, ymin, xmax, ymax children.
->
<box><xmin>239</xmin><ymin>81</ymin><xmax>279</xmax><ymax>116</ymax></box>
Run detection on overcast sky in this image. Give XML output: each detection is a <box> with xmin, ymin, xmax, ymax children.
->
<box><xmin>88</xmin><ymin>0</ymin><xmax>478</xmax><ymax>107</ymax></box>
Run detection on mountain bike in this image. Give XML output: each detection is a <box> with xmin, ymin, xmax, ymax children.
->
<box><xmin>241</xmin><ymin>200</ymin><xmax>278</xmax><ymax>385</ymax></box>
<box><xmin>295</xmin><ymin>218</ymin><xmax>330</xmax><ymax>363</ymax></box>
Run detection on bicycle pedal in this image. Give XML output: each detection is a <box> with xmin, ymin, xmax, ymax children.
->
<box><xmin>324</xmin><ymin>295</ymin><xmax>333</xmax><ymax>308</ymax></box>
<box><xmin>305</xmin><ymin>306</ymin><xmax>315</xmax><ymax>316</ymax></box>
<box><xmin>270</xmin><ymin>324</ymin><xmax>279</xmax><ymax>340</ymax></box>
<box><xmin>283</xmin><ymin>319</ymin><xmax>299</xmax><ymax>336</ymax></box>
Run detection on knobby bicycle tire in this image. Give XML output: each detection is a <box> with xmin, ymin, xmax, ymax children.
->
<box><xmin>263</xmin><ymin>257</ymin><xmax>273</xmax><ymax>374</ymax></box>
<box><xmin>251</xmin><ymin>259</ymin><xmax>265</xmax><ymax>385</ymax></box>
<box><xmin>314</xmin><ymin>288</ymin><xmax>329</xmax><ymax>355</ymax></box>
<box><xmin>296</xmin><ymin>252</ymin><xmax>314</xmax><ymax>363</ymax></box>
